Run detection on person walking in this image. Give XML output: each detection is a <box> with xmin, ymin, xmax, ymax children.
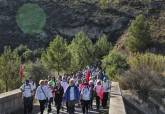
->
<box><xmin>29</xmin><ymin>76</ymin><xmax>36</xmax><ymax>111</ymax></box>
<box><xmin>102</xmin><ymin>77</ymin><xmax>110</xmax><ymax>108</ymax></box>
<box><xmin>20</xmin><ymin>80</ymin><xmax>33</xmax><ymax>114</ymax></box>
<box><xmin>47</xmin><ymin>82</ymin><xmax>54</xmax><ymax>113</ymax></box>
<box><xmin>85</xmin><ymin>67</ymin><xmax>91</xmax><ymax>82</ymax></box>
<box><xmin>54</xmin><ymin>81</ymin><xmax>64</xmax><ymax>114</ymax></box>
<box><xmin>48</xmin><ymin>76</ymin><xmax>56</xmax><ymax>87</ymax></box>
<box><xmin>65</xmin><ymin>79</ymin><xmax>80</xmax><ymax>114</ymax></box>
<box><xmin>95</xmin><ymin>80</ymin><xmax>104</xmax><ymax>110</ymax></box>
<box><xmin>89</xmin><ymin>80</ymin><xmax>94</xmax><ymax>110</ymax></box>
<box><xmin>80</xmin><ymin>79</ymin><xmax>91</xmax><ymax>114</ymax></box>
<box><xmin>61</xmin><ymin>76</ymin><xmax>68</xmax><ymax>109</ymax></box>
<box><xmin>35</xmin><ymin>80</ymin><xmax>50</xmax><ymax>114</ymax></box>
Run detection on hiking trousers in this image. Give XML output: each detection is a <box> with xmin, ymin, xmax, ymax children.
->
<box><xmin>39</xmin><ymin>100</ymin><xmax>47</xmax><ymax>114</ymax></box>
<box><xmin>102</xmin><ymin>92</ymin><xmax>109</xmax><ymax>108</ymax></box>
<box><xmin>81</xmin><ymin>100</ymin><xmax>90</xmax><ymax>114</ymax></box>
<box><xmin>96</xmin><ymin>96</ymin><xmax>100</xmax><ymax>110</ymax></box>
<box><xmin>23</xmin><ymin>96</ymin><xmax>33</xmax><ymax>114</ymax></box>
<box><xmin>68</xmin><ymin>100</ymin><xmax>76</xmax><ymax>114</ymax></box>
<box><xmin>48</xmin><ymin>97</ymin><xmax>53</xmax><ymax>113</ymax></box>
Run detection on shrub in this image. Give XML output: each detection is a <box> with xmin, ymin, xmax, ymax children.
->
<box><xmin>99</xmin><ymin>0</ymin><xmax>110</xmax><ymax>9</ymax></box>
<box><xmin>121</xmin><ymin>53</ymin><xmax>165</xmax><ymax>101</ymax></box>
<box><xmin>102</xmin><ymin>51</ymin><xmax>128</xmax><ymax>79</ymax></box>
<box><xmin>14</xmin><ymin>44</ymin><xmax>29</xmax><ymax>57</ymax></box>
<box><xmin>128</xmin><ymin>53</ymin><xmax>165</xmax><ymax>73</ymax></box>
<box><xmin>24</xmin><ymin>61</ymin><xmax>51</xmax><ymax>85</ymax></box>
<box><xmin>125</xmin><ymin>15</ymin><xmax>151</xmax><ymax>52</ymax></box>
<box><xmin>122</xmin><ymin>67</ymin><xmax>163</xmax><ymax>101</ymax></box>
<box><xmin>23</xmin><ymin>50</ymin><xmax>34</xmax><ymax>62</ymax></box>
<box><xmin>94</xmin><ymin>34</ymin><xmax>112</xmax><ymax>60</ymax></box>
<box><xmin>0</xmin><ymin>46</ymin><xmax>21</xmax><ymax>92</ymax></box>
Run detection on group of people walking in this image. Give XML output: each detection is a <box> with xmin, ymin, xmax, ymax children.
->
<box><xmin>20</xmin><ymin>66</ymin><xmax>111</xmax><ymax>114</ymax></box>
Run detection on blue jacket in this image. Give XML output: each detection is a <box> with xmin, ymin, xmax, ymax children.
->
<box><xmin>64</xmin><ymin>85</ymin><xmax>80</xmax><ymax>101</ymax></box>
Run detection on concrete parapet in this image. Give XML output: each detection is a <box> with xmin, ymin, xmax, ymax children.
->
<box><xmin>0</xmin><ymin>89</ymin><xmax>23</xmax><ymax>114</ymax></box>
<box><xmin>109</xmin><ymin>82</ymin><xmax>126</xmax><ymax>114</ymax></box>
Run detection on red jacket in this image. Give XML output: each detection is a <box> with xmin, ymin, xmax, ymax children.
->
<box><xmin>85</xmin><ymin>70</ymin><xmax>91</xmax><ymax>82</ymax></box>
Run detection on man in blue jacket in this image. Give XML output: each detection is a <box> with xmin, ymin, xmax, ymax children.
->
<box><xmin>65</xmin><ymin>79</ymin><xmax>80</xmax><ymax>114</ymax></box>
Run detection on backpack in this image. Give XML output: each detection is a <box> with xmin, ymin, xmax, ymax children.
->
<box><xmin>81</xmin><ymin>86</ymin><xmax>90</xmax><ymax>100</ymax></box>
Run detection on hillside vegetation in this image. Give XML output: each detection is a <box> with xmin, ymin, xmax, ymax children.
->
<box><xmin>0</xmin><ymin>0</ymin><xmax>164</xmax><ymax>109</ymax></box>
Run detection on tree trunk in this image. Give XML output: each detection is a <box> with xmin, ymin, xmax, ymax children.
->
<box><xmin>5</xmin><ymin>80</ymin><xmax>8</xmax><ymax>92</ymax></box>
<box><xmin>57</xmin><ymin>63</ymin><xmax>60</xmax><ymax>75</ymax></box>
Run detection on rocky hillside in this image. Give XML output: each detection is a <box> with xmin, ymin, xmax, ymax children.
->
<box><xmin>0</xmin><ymin>0</ymin><xmax>164</xmax><ymax>52</ymax></box>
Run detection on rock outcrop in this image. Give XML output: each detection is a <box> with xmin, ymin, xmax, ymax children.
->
<box><xmin>0</xmin><ymin>0</ymin><xmax>164</xmax><ymax>52</ymax></box>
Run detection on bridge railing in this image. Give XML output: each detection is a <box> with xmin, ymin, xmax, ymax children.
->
<box><xmin>0</xmin><ymin>89</ymin><xmax>22</xmax><ymax>114</ymax></box>
<box><xmin>109</xmin><ymin>82</ymin><xmax>126</xmax><ymax>114</ymax></box>
<box><xmin>0</xmin><ymin>82</ymin><xmax>126</xmax><ymax>114</ymax></box>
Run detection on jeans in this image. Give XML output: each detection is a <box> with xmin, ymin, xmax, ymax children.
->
<box><xmin>68</xmin><ymin>100</ymin><xmax>76</xmax><ymax>114</ymax></box>
<box><xmin>96</xmin><ymin>96</ymin><xmax>100</xmax><ymax>109</ymax></box>
<box><xmin>39</xmin><ymin>100</ymin><xmax>46</xmax><ymax>114</ymax></box>
<box><xmin>23</xmin><ymin>96</ymin><xmax>33</xmax><ymax>114</ymax></box>
<box><xmin>102</xmin><ymin>92</ymin><xmax>109</xmax><ymax>108</ymax></box>
<box><xmin>81</xmin><ymin>100</ymin><xmax>90</xmax><ymax>114</ymax></box>
<box><xmin>48</xmin><ymin>97</ymin><xmax>53</xmax><ymax>113</ymax></box>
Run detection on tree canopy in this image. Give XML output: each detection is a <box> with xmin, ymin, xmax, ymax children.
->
<box><xmin>95</xmin><ymin>34</ymin><xmax>112</xmax><ymax>60</ymax></box>
<box><xmin>68</xmin><ymin>32</ymin><xmax>95</xmax><ymax>72</ymax></box>
<box><xmin>0</xmin><ymin>46</ymin><xmax>21</xmax><ymax>92</ymax></box>
<box><xmin>125</xmin><ymin>15</ymin><xmax>151</xmax><ymax>52</ymax></box>
<box><xmin>41</xmin><ymin>35</ymin><xmax>71</xmax><ymax>75</ymax></box>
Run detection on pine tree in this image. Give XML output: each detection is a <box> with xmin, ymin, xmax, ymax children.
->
<box><xmin>0</xmin><ymin>46</ymin><xmax>21</xmax><ymax>92</ymax></box>
<box><xmin>95</xmin><ymin>34</ymin><xmax>112</xmax><ymax>60</ymax></box>
<box><xmin>68</xmin><ymin>32</ymin><xmax>94</xmax><ymax>72</ymax></box>
<box><xmin>102</xmin><ymin>51</ymin><xmax>128</xmax><ymax>79</ymax></box>
<box><xmin>125</xmin><ymin>15</ymin><xmax>151</xmax><ymax>52</ymax></box>
<box><xmin>41</xmin><ymin>35</ymin><xmax>71</xmax><ymax>75</ymax></box>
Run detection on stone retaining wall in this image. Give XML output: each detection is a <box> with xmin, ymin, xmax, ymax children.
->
<box><xmin>0</xmin><ymin>89</ymin><xmax>23</xmax><ymax>114</ymax></box>
<box><xmin>109</xmin><ymin>82</ymin><xmax>126</xmax><ymax>114</ymax></box>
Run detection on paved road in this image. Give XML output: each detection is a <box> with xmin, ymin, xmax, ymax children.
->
<box><xmin>13</xmin><ymin>100</ymin><xmax>109</xmax><ymax>114</ymax></box>
<box><xmin>33</xmin><ymin>101</ymin><xmax>108</xmax><ymax>114</ymax></box>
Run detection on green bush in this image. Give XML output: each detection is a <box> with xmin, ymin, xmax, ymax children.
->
<box><xmin>110</xmin><ymin>0</ymin><xmax>120</xmax><ymax>5</ymax></box>
<box><xmin>14</xmin><ymin>45</ymin><xmax>29</xmax><ymax>57</ymax></box>
<box><xmin>23</xmin><ymin>50</ymin><xmax>34</xmax><ymax>62</ymax></box>
<box><xmin>99</xmin><ymin>0</ymin><xmax>110</xmax><ymax>9</ymax></box>
<box><xmin>94</xmin><ymin>34</ymin><xmax>112</xmax><ymax>60</ymax></box>
<box><xmin>33</xmin><ymin>48</ymin><xmax>44</xmax><ymax>59</ymax></box>
<box><xmin>125</xmin><ymin>15</ymin><xmax>151</xmax><ymax>52</ymax></box>
<box><xmin>102</xmin><ymin>51</ymin><xmax>128</xmax><ymax>79</ymax></box>
<box><xmin>121</xmin><ymin>53</ymin><xmax>165</xmax><ymax>101</ymax></box>
<box><xmin>128</xmin><ymin>53</ymin><xmax>165</xmax><ymax>73</ymax></box>
<box><xmin>0</xmin><ymin>46</ymin><xmax>21</xmax><ymax>92</ymax></box>
<box><xmin>0</xmin><ymin>80</ymin><xmax>5</xmax><ymax>93</ymax></box>
<box><xmin>122</xmin><ymin>67</ymin><xmax>163</xmax><ymax>101</ymax></box>
<box><xmin>24</xmin><ymin>61</ymin><xmax>51</xmax><ymax>85</ymax></box>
